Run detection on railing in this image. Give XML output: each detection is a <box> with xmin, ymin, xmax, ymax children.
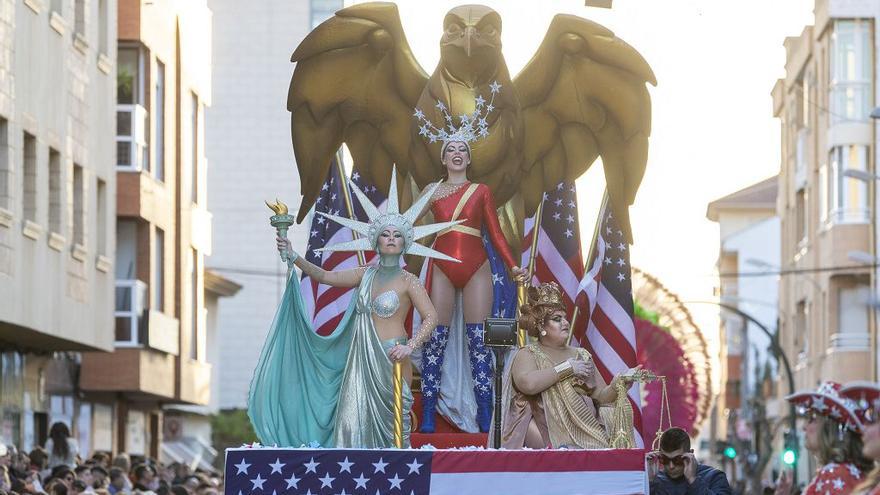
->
<box><xmin>829</xmin><ymin>332</ymin><xmax>870</xmax><ymax>351</ymax></box>
<box><xmin>117</xmin><ymin>104</ymin><xmax>148</xmax><ymax>171</ymax></box>
<box><xmin>115</xmin><ymin>279</ymin><xmax>148</xmax><ymax>346</ymax></box>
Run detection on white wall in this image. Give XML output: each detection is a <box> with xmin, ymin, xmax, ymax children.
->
<box><xmin>722</xmin><ymin>217</ymin><xmax>781</xmax><ymax>398</ymax></box>
<box><xmin>206</xmin><ymin>0</ymin><xmax>313</xmax><ymax>408</ymax></box>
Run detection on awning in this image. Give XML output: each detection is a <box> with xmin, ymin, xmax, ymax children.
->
<box><xmin>160</xmin><ymin>437</ymin><xmax>217</xmax><ymax>473</ymax></box>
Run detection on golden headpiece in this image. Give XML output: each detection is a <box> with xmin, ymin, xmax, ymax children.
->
<box><xmin>520</xmin><ymin>282</ymin><xmax>566</xmax><ymax>337</ymax></box>
<box><xmin>530</xmin><ymin>282</ymin><xmax>564</xmax><ymax>307</ymax></box>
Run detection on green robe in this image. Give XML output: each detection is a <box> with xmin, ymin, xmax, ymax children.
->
<box><xmin>248</xmin><ymin>267</ymin><xmax>412</xmax><ymax>448</ymax></box>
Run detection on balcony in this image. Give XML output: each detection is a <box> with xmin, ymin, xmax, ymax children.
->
<box><xmin>117</xmin><ymin>104</ymin><xmax>148</xmax><ymax>172</ymax></box>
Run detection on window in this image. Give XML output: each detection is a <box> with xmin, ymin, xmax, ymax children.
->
<box><xmin>190</xmin><ymin>248</ymin><xmax>199</xmax><ymax>360</ymax></box>
<box><xmin>115</xmin><ymin>220</ymin><xmax>137</xmax><ymax>280</ymax></box>
<box><xmin>115</xmin><ymin>220</ymin><xmax>146</xmax><ymax>345</ymax></box>
<box><xmin>830</xmin><ymin>20</ymin><xmax>872</xmax><ymax>123</ymax></box>
<box><xmin>155</xmin><ymin>61</ymin><xmax>165</xmax><ymax>181</ymax></box>
<box><xmin>836</xmin><ymin>283</ymin><xmax>870</xmax><ymax>349</ymax></box>
<box><xmin>828</xmin><ymin>145</ymin><xmax>869</xmax><ymax>223</ymax></box>
<box><xmin>153</xmin><ymin>228</ymin><xmax>164</xmax><ymax>312</ymax></box>
<box><xmin>795</xmin><ymin>189</ymin><xmax>806</xmax><ymax>243</ymax></box>
<box><xmin>96</xmin><ymin>179</ymin><xmax>106</xmax><ymax>255</ymax></box>
<box><xmin>795</xmin><ymin>300</ymin><xmax>808</xmax><ymax>358</ymax></box>
<box><xmin>117</xmin><ymin>48</ymin><xmax>140</xmax><ymax>104</ymax></box>
<box><xmin>191</xmin><ymin>92</ymin><xmax>198</xmax><ymax>204</ymax></box>
<box><xmin>23</xmin><ymin>133</ymin><xmax>36</xmax><ymax>223</ymax></box>
<box><xmin>74</xmin><ymin>0</ymin><xmax>84</xmax><ymax>35</ymax></box>
<box><xmin>310</xmin><ymin>0</ymin><xmax>343</xmax><ymax>29</ymax></box>
<box><xmin>819</xmin><ymin>163</ymin><xmax>829</xmax><ymax>224</ymax></box>
<box><xmin>117</xmin><ymin>48</ymin><xmax>148</xmax><ymax>171</ymax></box>
<box><xmin>48</xmin><ymin>148</ymin><xmax>61</xmax><ymax>233</ymax></box>
<box><xmin>72</xmin><ymin>163</ymin><xmax>84</xmax><ymax>245</ymax></box>
<box><xmin>0</xmin><ymin>118</ymin><xmax>9</xmax><ymax>208</ymax></box>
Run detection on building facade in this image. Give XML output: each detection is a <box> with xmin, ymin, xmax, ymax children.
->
<box><xmin>78</xmin><ymin>0</ymin><xmax>218</xmax><ymax>461</ymax></box>
<box><xmin>207</xmin><ymin>0</ymin><xmax>342</xmax><ymax>410</ymax></box>
<box><xmin>773</xmin><ymin>0</ymin><xmax>880</xmax><ymax>481</ymax></box>
<box><xmin>707</xmin><ymin>177</ymin><xmax>780</xmax><ymax>488</ymax></box>
<box><xmin>0</xmin><ymin>0</ymin><xmax>116</xmax><ymax>452</ymax></box>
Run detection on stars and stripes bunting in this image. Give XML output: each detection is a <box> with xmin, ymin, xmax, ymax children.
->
<box><xmin>225</xmin><ymin>447</ymin><xmax>648</xmax><ymax>494</ymax></box>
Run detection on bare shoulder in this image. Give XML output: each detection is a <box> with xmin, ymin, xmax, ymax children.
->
<box><xmin>402</xmin><ymin>271</ymin><xmax>425</xmax><ymax>290</ymax></box>
<box><xmin>512</xmin><ymin>346</ymin><xmax>538</xmax><ymax>368</ymax></box>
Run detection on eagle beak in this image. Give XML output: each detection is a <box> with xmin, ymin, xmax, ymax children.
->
<box><xmin>465</xmin><ymin>26</ymin><xmax>475</xmax><ymax>57</ymax></box>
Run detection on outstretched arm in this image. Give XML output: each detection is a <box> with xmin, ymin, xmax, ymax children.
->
<box><xmin>277</xmin><ymin>236</ymin><xmax>366</xmax><ymax>288</ymax></box>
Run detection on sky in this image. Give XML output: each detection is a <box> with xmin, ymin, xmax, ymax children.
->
<box><xmin>343</xmin><ymin>0</ymin><xmax>817</xmax><ymax>374</ymax></box>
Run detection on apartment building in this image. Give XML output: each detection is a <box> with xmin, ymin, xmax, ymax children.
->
<box><xmin>78</xmin><ymin>0</ymin><xmax>220</xmax><ymax>461</ymax></box>
<box><xmin>0</xmin><ymin>0</ymin><xmax>116</xmax><ymax>451</ymax></box>
<box><xmin>773</xmin><ymin>0</ymin><xmax>875</xmax><ymax>393</ymax></box>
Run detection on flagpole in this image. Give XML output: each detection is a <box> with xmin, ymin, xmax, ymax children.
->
<box><xmin>567</xmin><ymin>190</ymin><xmax>609</xmax><ymax>346</ymax></box>
<box><xmin>518</xmin><ymin>193</ymin><xmax>546</xmax><ymax>347</ymax></box>
<box><xmin>335</xmin><ymin>150</ymin><xmax>366</xmax><ymax>266</ymax></box>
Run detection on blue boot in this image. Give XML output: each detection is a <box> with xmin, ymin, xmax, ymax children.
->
<box><xmin>466</xmin><ymin>323</ymin><xmax>493</xmax><ymax>432</ymax></box>
<box><xmin>420</xmin><ymin>324</ymin><xmax>449</xmax><ymax>433</ymax></box>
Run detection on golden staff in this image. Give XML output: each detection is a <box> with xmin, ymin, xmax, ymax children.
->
<box><xmin>517</xmin><ymin>193</ymin><xmax>546</xmax><ymax>347</ymax></box>
<box><xmin>567</xmin><ymin>191</ymin><xmax>608</xmax><ymax>346</ymax></box>
<box><xmin>335</xmin><ymin>150</ymin><xmax>366</xmax><ymax>266</ymax></box>
<box><xmin>392</xmin><ymin>361</ymin><xmax>404</xmax><ymax>448</ymax></box>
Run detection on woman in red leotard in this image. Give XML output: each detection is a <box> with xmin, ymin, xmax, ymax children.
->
<box><xmin>418</xmin><ymin>139</ymin><xmax>525</xmax><ymax>433</ymax></box>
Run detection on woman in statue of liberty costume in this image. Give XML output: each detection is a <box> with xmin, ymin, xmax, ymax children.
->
<box><xmin>248</xmin><ymin>167</ymin><xmax>461</xmax><ymax>449</ymax></box>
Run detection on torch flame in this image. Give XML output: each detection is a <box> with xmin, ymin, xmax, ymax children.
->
<box><xmin>265</xmin><ymin>198</ymin><xmax>289</xmax><ymax>216</ymax></box>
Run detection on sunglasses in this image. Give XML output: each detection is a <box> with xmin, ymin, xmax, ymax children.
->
<box><xmin>658</xmin><ymin>449</ymin><xmax>693</xmax><ymax>467</ymax></box>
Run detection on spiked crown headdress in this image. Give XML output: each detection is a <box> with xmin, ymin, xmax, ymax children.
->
<box><xmin>315</xmin><ymin>166</ymin><xmax>462</xmax><ymax>263</ymax></box>
<box><xmin>412</xmin><ymin>81</ymin><xmax>502</xmax><ymax>145</ymax></box>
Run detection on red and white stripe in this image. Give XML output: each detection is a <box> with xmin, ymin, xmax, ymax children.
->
<box><xmin>521</xmin><ymin>217</ymin><xmax>582</xmax><ymax>313</ymax></box>
<box><xmin>428</xmin><ymin>448</ymin><xmax>647</xmax><ymax>495</ymax></box>
<box><xmin>580</xmin><ymin>233</ymin><xmax>644</xmax><ymax>448</ymax></box>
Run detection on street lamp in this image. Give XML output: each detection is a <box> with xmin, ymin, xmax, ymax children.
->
<box><xmin>685</xmin><ymin>300</ymin><xmax>799</xmax><ymax>485</ymax></box>
<box><xmin>843</xmin><ymin>169</ymin><xmax>880</xmax><ymax>181</ymax></box>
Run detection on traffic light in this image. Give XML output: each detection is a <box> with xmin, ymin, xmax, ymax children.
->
<box><xmin>723</xmin><ymin>445</ymin><xmax>737</xmax><ymax>459</ymax></box>
<box><xmin>782</xmin><ymin>431</ymin><xmax>798</xmax><ymax>466</ymax></box>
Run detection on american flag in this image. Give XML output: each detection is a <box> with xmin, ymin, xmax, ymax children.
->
<box><xmin>224</xmin><ymin>447</ymin><xmax>648</xmax><ymax>495</ymax></box>
<box><xmin>300</xmin><ymin>160</ymin><xmax>384</xmax><ymax>335</ymax></box>
<box><xmin>521</xmin><ymin>182</ymin><xmax>584</xmax><ymax>319</ymax></box>
<box><xmin>522</xmin><ymin>185</ymin><xmax>643</xmax><ymax>447</ymax></box>
<box><xmin>577</xmin><ymin>194</ymin><xmax>643</xmax><ymax>447</ymax></box>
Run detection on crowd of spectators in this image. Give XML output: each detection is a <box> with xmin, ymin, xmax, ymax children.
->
<box><xmin>0</xmin><ymin>423</ymin><xmax>221</xmax><ymax>495</ymax></box>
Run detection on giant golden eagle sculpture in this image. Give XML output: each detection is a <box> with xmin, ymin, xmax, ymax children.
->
<box><xmin>287</xmin><ymin>2</ymin><xmax>655</xmax><ymax>242</ymax></box>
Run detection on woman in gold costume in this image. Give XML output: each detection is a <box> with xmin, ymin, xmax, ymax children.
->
<box><xmin>496</xmin><ymin>282</ymin><xmax>639</xmax><ymax>449</ymax></box>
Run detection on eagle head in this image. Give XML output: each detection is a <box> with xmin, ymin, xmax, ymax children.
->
<box><xmin>440</xmin><ymin>5</ymin><xmax>502</xmax><ymax>83</ymax></box>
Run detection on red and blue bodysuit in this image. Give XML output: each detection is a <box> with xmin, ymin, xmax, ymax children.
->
<box><xmin>419</xmin><ymin>181</ymin><xmax>518</xmax><ymax>433</ymax></box>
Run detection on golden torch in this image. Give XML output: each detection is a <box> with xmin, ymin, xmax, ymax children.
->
<box><xmin>266</xmin><ymin>199</ymin><xmax>296</xmax><ymax>278</ymax></box>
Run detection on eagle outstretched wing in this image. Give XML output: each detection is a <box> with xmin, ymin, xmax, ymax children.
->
<box><xmin>514</xmin><ymin>14</ymin><xmax>655</xmax><ymax>242</ymax></box>
<box><xmin>288</xmin><ymin>2</ymin><xmax>427</xmax><ymax>222</ymax></box>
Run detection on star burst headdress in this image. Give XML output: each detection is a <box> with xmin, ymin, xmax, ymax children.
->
<box><xmin>315</xmin><ymin>166</ymin><xmax>462</xmax><ymax>262</ymax></box>
<box><xmin>412</xmin><ymin>81</ymin><xmax>502</xmax><ymax>145</ymax></box>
